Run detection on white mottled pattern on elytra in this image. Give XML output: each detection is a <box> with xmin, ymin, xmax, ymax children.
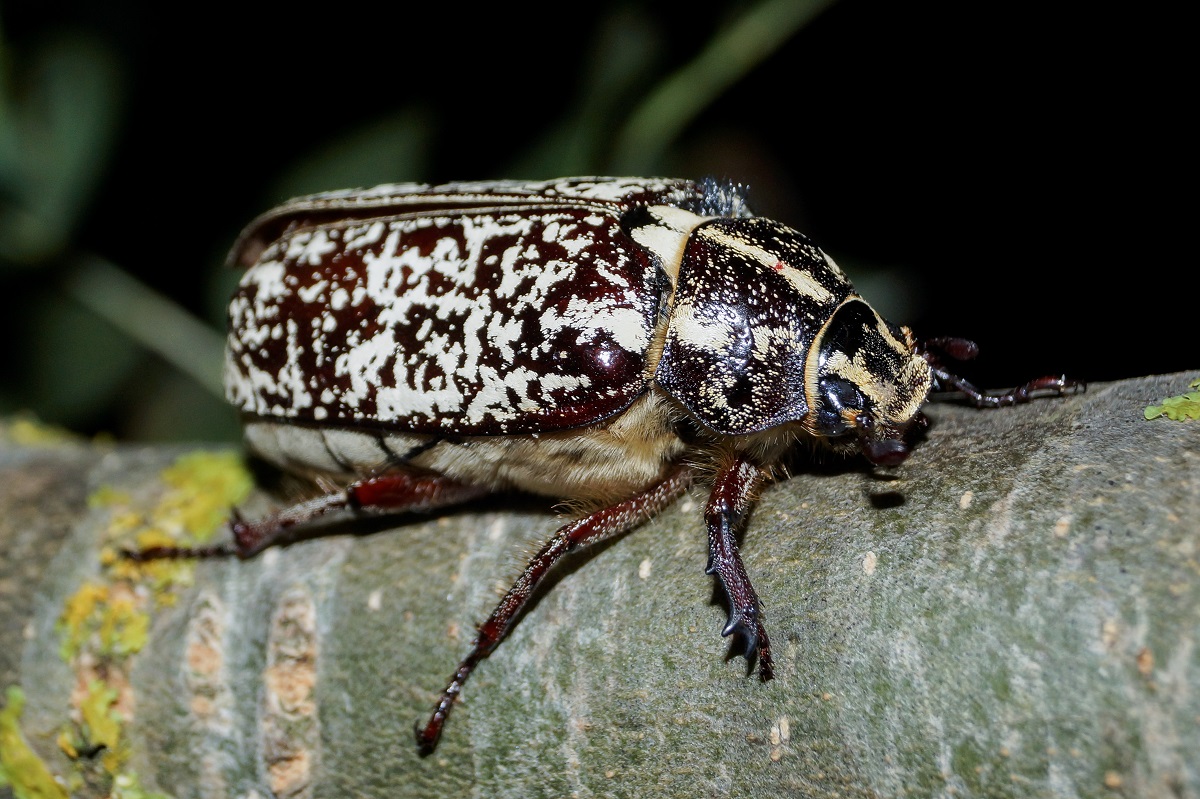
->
<box><xmin>287</xmin><ymin>227</ymin><xmax>339</xmax><ymax>266</ymax></box>
<box><xmin>541</xmin><ymin>297</ymin><xmax>649</xmax><ymax>352</ymax></box>
<box><xmin>344</xmin><ymin>221</ymin><xmax>386</xmax><ymax>251</ymax></box>
<box><xmin>227</xmin><ymin>195</ymin><xmax>659</xmax><ymax>432</ymax></box>
<box><xmin>224</xmin><ymin>260</ymin><xmax>290</xmax><ymax>412</ymax></box>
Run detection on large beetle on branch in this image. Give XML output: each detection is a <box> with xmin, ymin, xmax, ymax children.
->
<box><xmin>139</xmin><ymin>177</ymin><xmax>1079</xmax><ymax>754</ymax></box>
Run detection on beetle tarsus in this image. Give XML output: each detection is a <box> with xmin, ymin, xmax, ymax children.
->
<box><xmin>721</xmin><ymin>606</ymin><xmax>775</xmax><ymax>681</ymax></box>
<box><xmin>122</xmin><ymin>543</ymin><xmax>236</xmax><ymax>561</ymax></box>
<box><xmin>718</xmin><ymin>600</ymin><xmax>774</xmax><ymax>681</ymax></box>
<box><xmin>919</xmin><ymin>338</ymin><xmax>1085</xmax><ymax>408</ymax></box>
<box><xmin>415</xmin><ymin>658</ymin><xmax>477</xmax><ymax>757</ymax></box>
<box><xmin>415</xmin><ymin>718</ymin><xmax>441</xmax><ymax>758</ymax></box>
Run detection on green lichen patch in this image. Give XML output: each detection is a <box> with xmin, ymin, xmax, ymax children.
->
<box><xmin>0</xmin><ymin>414</ymin><xmax>78</xmax><ymax>448</ymax></box>
<box><xmin>77</xmin><ymin>680</ymin><xmax>122</xmax><ymax>771</ymax></box>
<box><xmin>56</xmin><ymin>582</ymin><xmax>153</xmax><ymax>663</ymax></box>
<box><xmin>1144</xmin><ymin>378</ymin><xmax>1200</xmax><ymax>420</ymax></box>
<box><xmin>57</xmin><ymin>581</ymin><xmax>110</xmax><ymax>661</ymax></box>
<box><xmin>44</xmin><ymin>450</ymin><xmax>253</xmax><ymax>799</ymax></box>
<box><xmin>0</xmin><ymin>686</ymin><xmax>70</xmax><ymax>799</ymax></box>
<box><xmin>157</xmin><ymin>450</ymin><xmax>254</xmax><ymax>542</ymax></box>
<box><xmin>87</xmin><ymin>484</ymin><xmax>132</xmax><ymax>509</ymax></box>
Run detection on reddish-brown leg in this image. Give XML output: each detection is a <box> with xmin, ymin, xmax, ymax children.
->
<box><xmin>415</xmin><ymin>464</ymin><xmax>695</xmax><ymax>757</ymax></box>
<box><xmin>127</xmin><ymin>472</ymin><xmax>488</xmax><ymax>560</ymax></box>
<box><xmin>704</xmin><ymin>455</ymin><xmax>774</xmax><ymax>681</ymax></box>
<box><xmin>918</xmin><ymin>336</ymin><xmax>1085</xmax><ymax>407</ymax></box>
<box><xmin>931</xmin><ymin>369</ymin><xmax>1083</xmax><ymax>408</ymax></box>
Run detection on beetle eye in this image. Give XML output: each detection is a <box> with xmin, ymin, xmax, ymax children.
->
<box><xmin>816</xmin><ymin>377</ymin><xmax>865</xmax><ymax>436</ymax></box>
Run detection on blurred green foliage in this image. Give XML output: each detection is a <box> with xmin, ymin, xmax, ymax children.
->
<box><xmin>0</xmin><ymin>28</ymin><xmax>119</xmax><ymax>265</ymax></box>
<box><xmin>0</xmin><ymin>0</ymin><xmax>834</xmax><ymax>443</ymax></box>
<box><xmin>1144</xmin><ymin>379</ymin><xmax>1200</xmax><ymax>422</ymax></box>
<box><xmin>7</xmin><ymin>1</ymin><xmax>1182</xmax><ymax>446</ymax></box>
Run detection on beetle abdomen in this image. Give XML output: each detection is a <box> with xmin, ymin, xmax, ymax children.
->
<box><xmin>242</xmin><ymin>390</ymin><xmax>686</xmax><ymax>502</ymax></box>
<box><xmin>226</xmin><ymin>202</ymin><xmax>663</xmax><ymax>436</ymax></box>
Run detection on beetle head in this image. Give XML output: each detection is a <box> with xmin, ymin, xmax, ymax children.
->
<box><xmin>806</xmin><ymin>298</ymin><xmax>932</xmax><ymax>466</ymax></box>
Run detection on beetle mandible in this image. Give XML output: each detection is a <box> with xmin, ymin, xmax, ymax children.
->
<box><xmin>136</xmin><ymin>176</ymin><xmax>1080</xmax><ymax>755</ymax></box>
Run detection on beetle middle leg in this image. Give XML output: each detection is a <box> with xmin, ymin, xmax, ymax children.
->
<box><xmin>415</xmin><ymin>464</ymin><xmax>695</xmax><ymax>756</ymax></box>
<box><xmin>705</xmin><ymin>454</ymin><xmax>774</xmax><ymax>681</ymax></box>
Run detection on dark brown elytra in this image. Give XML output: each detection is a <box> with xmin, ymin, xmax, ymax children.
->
<box><xmin>130</xmin><ymin>352</ymin><xmax>1081</xmax><ymax>757</ymax></box>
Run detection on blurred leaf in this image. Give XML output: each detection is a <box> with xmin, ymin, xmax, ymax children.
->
<box><xmin>507</xmin><ymin>8</ymin><xmax>661</xmax><ymax>178</ymax></box>
<box><xmin>0</xmin><ymin>22</ymin><xmax>20</xmax><ymax>202</ymax></box>
<box><xmin>268</xmin><ymin>107</ymin><xmax>435</xmax><ymax>202</ymax></box>
<box><xmin>0</xmin><ymin>30</ymin><xmax>123</xmax><ymax>266</ymax></box>
<box><xmin>62</xmin><ymin>255</ymin><xmax>226</xmax><ymax>400</ymax></box>
<box><xmin>610</xmin><ymin>0</ymin><xmax>838</xmax><ymax>174</ymax></box>
<box><xmin>27</xmin><ymin>291</ymin><xmax>142</xmax><ymax>427</ymax></box>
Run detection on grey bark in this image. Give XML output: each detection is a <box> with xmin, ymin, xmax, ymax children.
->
<box><xmin>2</xmin><ymin>372</ymin><xmax>1197</xmax><ymax>799</ymax></box>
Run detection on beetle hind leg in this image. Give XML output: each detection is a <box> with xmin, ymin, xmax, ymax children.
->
<box><xmin>416</xmin><ymin>465</ymin><xmax>695</xmax><ymax>756</ymax></box>
<box><xmin>127</xmin><ymin>472</ymin><xmax>489</xmax><ymax>561</ymax></box>
<box><xmin>704</xmin><ymin>456</ymin><xmax>774</xmax><ymax>681</ymax></box>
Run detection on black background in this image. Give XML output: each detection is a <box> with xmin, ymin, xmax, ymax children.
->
<box><xmin>3</xmin><ymin>0</ymin><xmax>1193</xmax><ymax>441</ymax></box>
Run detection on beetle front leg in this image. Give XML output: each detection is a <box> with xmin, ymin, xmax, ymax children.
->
<box><xmin>704</xmin><ymin>455</ymin><xmax>774</xmax><ymax>681</ymax></box>
<box><xmin>918</xmin><ymin>337</ymin><xmax>1084</xmax><ymax>407</ymax></box>
<box><xmin>129</xmin><ymin>472</ymin><xmax>488</xmax><ymax>560</ymax></box>
<box><xmin>416</xmin><ymin>464</ymin><xmax>695</xmax><ymax>756</ymax></box>
<box><xmin>931</xmin><ymin>369</ymin><xmax>1084</xmax><ymax>408</ymax></box>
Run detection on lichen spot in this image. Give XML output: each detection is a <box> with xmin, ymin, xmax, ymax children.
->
<box><xmin>863</xmin><ymin>551</ymin><xmax>877</xmax><ymax>576</ymax></box>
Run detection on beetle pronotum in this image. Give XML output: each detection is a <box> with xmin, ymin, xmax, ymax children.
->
<box><xmin>135</xmin><ymin>177</ymin><xmax>1080</xmax><ymax>755</ymax></box>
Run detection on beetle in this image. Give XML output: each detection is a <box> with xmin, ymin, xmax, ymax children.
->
<box><xmin>135</xmin><ymin>176</ymin><xmax>1080</xmax><ymax>755</ymax></box>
